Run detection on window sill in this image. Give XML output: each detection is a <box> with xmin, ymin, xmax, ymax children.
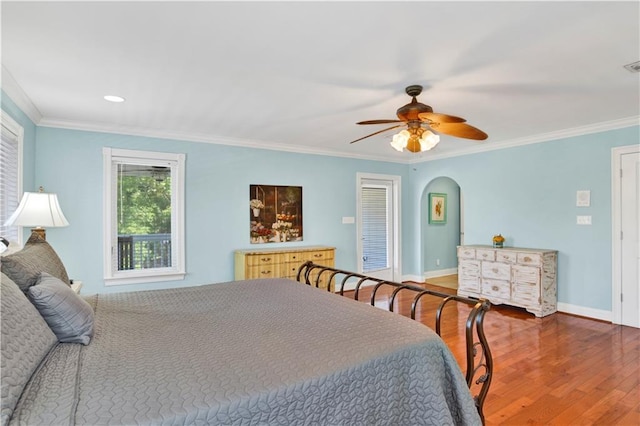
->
<box><xmin>104</xmin><ymin>271</ymin><xmax>186</xmax><ymax>286</ymax></box>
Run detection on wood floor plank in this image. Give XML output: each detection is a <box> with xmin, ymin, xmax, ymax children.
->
<box><xmin>346</xmin><ymin>278</ymin><xmax>640</xmax><ymax>425</ymax></box>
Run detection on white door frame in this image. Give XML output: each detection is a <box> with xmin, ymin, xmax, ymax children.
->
<box><xmin>611</xmin><ymin>144</ymin><xmax>639</xmax><ymax>325</ymax></box>
<box><xmin>356</xmin><ymin>172</ymin><xmax>401</xmax><ymax>281</ymax></box>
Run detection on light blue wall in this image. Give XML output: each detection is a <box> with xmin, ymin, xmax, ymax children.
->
<box><xmin>406</xmin><ymin>126</ymin><xmax>639</xmax><ymax>311</ymax></box>
<box><xmin>3</xmin><ymin>92</ymin><xmax>638</xmax><ymax>313</ymax></box>
<box><xmin>33</xmin><ymin>126</ymin><xmax>408</xmax><ymax>294</ymax></box>
<box><xmin>422</xmin><ymin>177</ymin><xmax>460</xmax><ymax>274</ymax></box>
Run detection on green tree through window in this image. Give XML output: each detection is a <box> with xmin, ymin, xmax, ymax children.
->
<box><xmin>117</xmin><ymin>168</ymin><xmax>171</xmax><ymax>235</ymax></box>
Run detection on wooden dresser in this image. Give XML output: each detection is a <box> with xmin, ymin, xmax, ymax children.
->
<box><xmin>457</xmin><ymin>245</ymin><xmax>558</xmax><ymax>317</ymax></box>
<box><xmin>234</xmin><ymin>246</ymin><xmax>336</xmax><ymax>291</ymax></box>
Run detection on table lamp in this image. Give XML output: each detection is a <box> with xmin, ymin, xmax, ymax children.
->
<box><xmin>4</xmin><ymin>187</ymin><xmax>69</xmax><ymax>240</ymax></box>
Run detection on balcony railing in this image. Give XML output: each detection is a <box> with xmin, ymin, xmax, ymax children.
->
<box><xmin>117</xmin><ymin>234</ymin><xmax>171</xmax><ymax>270</ymax></box>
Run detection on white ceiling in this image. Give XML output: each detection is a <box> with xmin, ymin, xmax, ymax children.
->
<box><xmin>2</xmin><ymin>1</ymin><xmax>639</xmax><ymax>163</ymax></box>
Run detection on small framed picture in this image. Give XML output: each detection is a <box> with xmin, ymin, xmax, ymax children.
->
<box><xmin>428</xmin><ymin>193</ymin><xmax>447</xmax><ymax>224</ymax></box>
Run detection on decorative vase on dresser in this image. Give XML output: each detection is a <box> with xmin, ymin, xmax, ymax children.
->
<box><xmin>457</xmin><ymin>245</ymin><xmax>558</xmax><ymax>317</ymax></box>
<box><xmin>234</xmin><ymin>245</ymin><xmax>336</xmax><ymax>291</ymax></box>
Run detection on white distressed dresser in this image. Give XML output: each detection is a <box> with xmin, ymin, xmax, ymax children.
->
<box><xmin>457</xmin><ymin>245</ymin><xmax>558</xmax><ymax>317</ymax></box>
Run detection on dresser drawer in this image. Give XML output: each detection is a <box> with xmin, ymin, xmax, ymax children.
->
<box><xmin>482</xmin><ymin>279</ymin><xmax>510</xmax><ymax>300</ymax></box>
<box><xmin>481</xmin><ymin>261</ymin><xmax>510</xmax><ymax>280</ymax></box>
<box><xmin>458</xmin><ymin>260</ymin><xmax>480</xmax><ymax>292</ymax></box>
<box><xmin>517</xmin><ymin>252</ymin><xmax>542</xmax><ymax>266</ymax></box>
<box><xmin>246</xmin><ymin>253</ymin><xmax>284</xmax><ymax>266</ymax></box>
<box><xmin>512</xmin><ymin>281</ymin><xmax>540</xmax><ymax>304</ymax></box>
<box><xmin>476</xmin><ymin>249</ymin><xmax>496</xmax><ymax>261</ymax></box>
<box><xmin>457</xmin><ymin>247</ymin><xmax>475</xmax><ymax>259</ymax></box>
<box><xmin>513</xmin><ymin>265</ymin><xmax>540</xmax><ymax>285</ymax></box>
<box><xmin>247</xmin><ymin>265</ymin><xmax>278</xmax><ymax>278</ymax></box>
<box><xmin>496</xmin><ymin>251</ymin><xmax>517</xmax><ymax>263</ymax></box>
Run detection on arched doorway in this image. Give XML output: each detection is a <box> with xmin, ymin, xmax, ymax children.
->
<box><xmin>421</xmin><ymin>177</ymin><xmax>461</xmax><ymax>288</ymax></box>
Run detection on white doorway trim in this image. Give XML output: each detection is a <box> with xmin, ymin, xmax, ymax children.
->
<box><xmin>611</xmin><ymin>144</ymin><xmax>639</xmax><ymax>325</ymax></box>
<box><xmin>356</xmin><ymin>172</ymin><xmax>401</xmax><ymax>281</ymax></box>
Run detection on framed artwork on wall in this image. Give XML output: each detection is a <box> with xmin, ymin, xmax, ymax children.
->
<box><xmin>428</xmin><ymin>193</ymin><xmax>447</xmax><ymax>224</ymax></box>
<box><xmin>249</xmin><ymin>185</ymin><xmax>303</xmax><ymax>244</ymax></box>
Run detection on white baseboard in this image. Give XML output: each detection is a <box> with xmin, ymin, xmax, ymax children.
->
<box><xmin>337</xmin><ymin>278</ymin><xmax>377</xmax><ymax>292</ymax></box>
<box><xmin>423</xmin><ymin>268</ymin><xmax>457</xmax><ymax>279</ymax></box>
<box><xmin>557</xmin><ymin>302</ymin><xmax>612</xmax><ymax>322</ymax></box>
<box><xmin>402</xmin><ymin>274</ymin><xmax>424</xmax><ymax>283</ymax></box>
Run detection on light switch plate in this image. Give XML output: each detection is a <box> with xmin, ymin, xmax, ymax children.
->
<box><xmin>342</xmin><ymin>216</ymin><xmax>355</xmax><ymax>224</ymax></box>
<box><xmin>577</xmin><ymin>215</ymin><xmax>592</xmax><ymax>225</ymax></box>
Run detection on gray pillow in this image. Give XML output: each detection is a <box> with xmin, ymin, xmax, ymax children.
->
<box><xmin>1</xmin><ymin>232</ymin><xmax>70</xmax><ymax>293</ymax></box>
<box><xmin>1</xmin><ymin>272</ymin><xmax>58</xmax><ymax>425</ymax></box>
<box><xmin>28</xmin><ymin>273</ymin><xmax>94</xmax><ymax>345</ymax></box>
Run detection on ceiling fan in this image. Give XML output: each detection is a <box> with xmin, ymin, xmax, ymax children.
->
<box><xmin>350</xmin><ymin>85</ymin><xmax>488</xmax><ymax>153</ymax></box>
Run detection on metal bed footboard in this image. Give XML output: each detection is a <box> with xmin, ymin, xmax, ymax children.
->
<box><xmin>296</xmin><ymin>261</ymin><xmax>492</xmax><ymax>424</ymax></box>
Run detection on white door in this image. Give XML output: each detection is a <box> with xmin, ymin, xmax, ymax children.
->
<box><xmin>620</xmin><ymin>151</ymin><xmax>639</xmax><ymax>327</ymax></box>
<box><xmin>612</xmin><ymin>146</ymin><xmax>640</xmax><ymax>328</ymax></box>
<box><xmin>357</xmin><ymin>173</ymin><xmax>401</xmax><ymax>281</ymax></box>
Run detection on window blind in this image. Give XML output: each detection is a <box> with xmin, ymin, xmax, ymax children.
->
<box><xmin>361</xmin><ymin>186</ymin><xmax>388</xmax><ymax>272</ymax></box>
<box><xmin>0</xmin><ymin>121</ymin><xmax>21</xmax><ymax>241</ymax></box>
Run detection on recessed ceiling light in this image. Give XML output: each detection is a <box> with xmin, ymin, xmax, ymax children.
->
<box><xmin>104</xmin><ymin>95</ymin><xmax>125</xmax><ymax>103</ymax></box>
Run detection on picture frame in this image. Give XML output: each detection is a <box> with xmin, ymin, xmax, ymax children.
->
<box><xmin>428</xmin><ymin>193</ymin><xmax>447</xmax><ymax>224</ymax></box>
<box><xmin>249</xmin><ymin>185</ymin><xmax>303</xmax><ymax>244</ymax></box>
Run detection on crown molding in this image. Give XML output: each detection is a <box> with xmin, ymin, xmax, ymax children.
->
<box><xmin>1</xmin><ymin>66</ymin><xmax>42</xmax><ymax>125</ymax></box>
<box><xmin>38</xmin><ymin>114</ymin><xmax>640</xmax><ymax>165</ymax></box>
<box><xmin>38</xmin><ymin>117</ymin><xmax>408</xmax><ymax>164</ymax></box>
<box><xmin>408</xmin><ymin>116</ymin><xmax>640</xmax><ymax>164</ymax></box>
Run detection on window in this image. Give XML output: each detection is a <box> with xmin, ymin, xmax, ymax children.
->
<box><xmin>0</xmin><ymin>112</ymin><xmax>23</xmax><ymax>244</ymax></box>
<box><xmin>103</xmin><ymin>148</ymin><xmax>185</xmax><ymax>285</ymax></box>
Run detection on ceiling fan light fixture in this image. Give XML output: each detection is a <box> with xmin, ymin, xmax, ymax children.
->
<box><xmin>419</xmin><ymin>130</ymin><xmax>440</xmax><ymax>151</ymax></box>
<box><xmin>390</xmin><ymin>129</ymin><xmax>410</xmax><ymax>151</ymax></box>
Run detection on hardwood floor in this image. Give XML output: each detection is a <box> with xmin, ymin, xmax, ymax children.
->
<box><xmin>342</xmin><ymin>280</ymin><xmax>640</xmax><ymax>425</ymax></box>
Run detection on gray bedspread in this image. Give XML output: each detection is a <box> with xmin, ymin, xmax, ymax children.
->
<box><xmin>11</xmin><ymin>278</ymin><xmax>480</xmax><ymax>425</ymax></box>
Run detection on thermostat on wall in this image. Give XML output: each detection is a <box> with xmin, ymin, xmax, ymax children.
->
<box><xmin>576</xmin><ymin>190</ymin><xmax>590</xmax><ymax>207</ymax></box>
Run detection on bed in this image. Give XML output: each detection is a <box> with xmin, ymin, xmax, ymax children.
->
<box><xmin>1</xmin><ymin>235</ymin><xmax>492</xmax><ymax>426</ymax></box>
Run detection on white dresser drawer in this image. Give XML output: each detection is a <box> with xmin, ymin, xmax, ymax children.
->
<box><xmin>496</xmin><ymin>251</ymin><xmax>517</xmax><ymax>263</ymax></box>
<box><xmin>513</xmin><ymin>265</ymin><xmax>540</xmax><ymax>285</ymax></box>
<box><xmin>517</xmin><ymin>252</ymin><xmax>542</xmax><ymax>266</ymax></box>
<box><xmin>481</xmin><ymin>261</ymin><xmax>510</xmax><ymax>280</ymax></box>
<box><xmin>512</xmin><ymin>281</ymin><xmax>540</xmax><ymax>304</ymax></box>
<box><xmin>458</xmin><ymin>260</ymin><xmax>480</xmax><ymax>292</ymax></box>
<box><xmin>476</xmin><ymin>249</ymin><xmax>496</xmax><ymax>261</ymax></box>
<box><xmin>457</xmin><ymin>247</ymin><xmax>475</xmax><ymax>259</ymax></box>
<box><xmin>482</xmin><ymin>279</ymin><xmax>510</xmax><ymax>300</ymax></box>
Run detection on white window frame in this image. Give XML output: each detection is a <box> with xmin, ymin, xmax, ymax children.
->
<box><xmin>1</xmin><ymin>111</ymin><xmax>24</xmax><ymax>245</ymax></box>
<box><xmin>103</xmin><ymin>147</ymin><xmax>185</xmax><ymax>285</ymax></box>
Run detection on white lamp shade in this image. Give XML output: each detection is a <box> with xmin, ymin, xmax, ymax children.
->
<box><xmin>4</xmin><ymin>192</ymin><xmax>69</xmax><ymax>228</ymax></box>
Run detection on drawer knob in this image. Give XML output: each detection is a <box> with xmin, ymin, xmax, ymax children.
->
<box><xmin>314</xmin><ymin>254</ymin><xmax>323</xmax><ymax>258</ymax></box>
<box><xmin>492</xmin><ymin>268</ymin><xmax>499</xmax><ymax>274</ymax></box>
<box><xmin>261</xmin><ymin>257</ymin><xmax>271</xmax><ymax>262</ymax></box>
<box><xmin>261</xmin><ymin>270</ymin><xmax>271</xmax><ymax>274</ymax></box>
<box><xmin>524</xmin><ymin>256</ymin><xmax>531</xmax><ymax>262</ymax></box>
<box><xmin>492</xmin><ymin>286</ymin><xmax>499</xmax><ymax>291</ymax></box>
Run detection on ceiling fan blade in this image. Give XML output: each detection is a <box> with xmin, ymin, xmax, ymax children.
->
<box><xmin>350</xmin><ymin>124</ymin><xmax>404</xmax><ymax>144</ymax></box>
<box><xmin>431</xmin><ymin>122</ymin><xmax>488</xmax><ymax>141</ymax></box>
<box><xmin>357</xmin><ymin>119</ymin><xmax>404</xmax><ymax>125</ymax></box>
<box><xmin>418</xmin><ymin>112</ymin><xmax>466</xmax><ymax>124</ymax></box>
